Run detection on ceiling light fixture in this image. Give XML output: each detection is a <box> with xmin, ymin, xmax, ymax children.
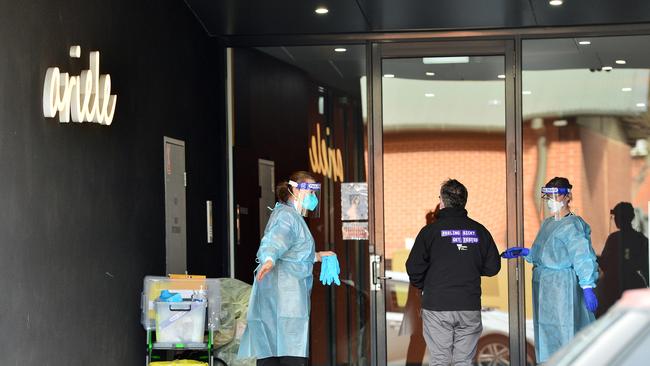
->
<box><xmin>497</xmin><ymin>74</ymin><xmax>506</xmax><ymax>79</ymax></box>
<box><xmin>426</xmin><ymin>72</ymin><xmax>435</xmax><ymax>76</ymax></box>
<box><xmin>578</xmin><ymin>41</ymin><xmax>591</xmax><ymax>45</ymax></box>
<box><xmin>422</xmin><ymin>57</ymin><xmax>469</xmax><ymax>64</ymax></box>
<box><xmin>616</xmin><ymin>60</ymin><xmax>627</xmax><ymax>65</ymax></box>
<box><xmin>636</xmin><ymin>103</ymin><xmax>646</xmax><ymax>107</ymax></box>
<box><xmin>334</xmin><ymin>48</ymin><xmax>347</xmax><ymax>53</ymax></box>
<box><xmin>602</xmin><ymin>66</ymin><xmax>613</xmax><ymax>71</ymax></box>
<box><xmin>488</xmin><ymin>99</ymin><xmax>502</xmax><ymax>106</ymax></box>
<box><xmin>315</xmin><ymin>7</ymin><xmax>329</xmax><ymax>14</ymax></box>
<box><xmin>424</xmin><ymin>93</ymin><xmax>435</xmax><ymax>98</ymax></box>
<box><xmin>553</xmin><ymin>119</ymin><xmax>568</xmax><ymax>127</ymax></box>
<box><xmin>549</xmin><ymin>0</ymin><xmax>563</xmax><ymax>6</ymax></box>
<box><xmin>383</xmin><ymin>74</ymin><xmax>395</xmax><ymax>78</ymax></box>
<box><xmin>622</xmin><ymin>87</ymin><xmax>632</xmax><ymax>92</ymax></box>
<box><xmin>522</xmin><ymin>91</ymin><xmax>532</xmax><ymax>95</ymax></box>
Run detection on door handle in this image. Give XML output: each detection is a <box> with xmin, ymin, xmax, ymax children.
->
<box><xmin>370</xmin><ymin>255</ymin><xmax>392</xmax><ymax>290</ymax></box>
<box><xmin>370</xmin><ymin>254</ymin><xmax>381</xmax><ymax>291</ymax></box>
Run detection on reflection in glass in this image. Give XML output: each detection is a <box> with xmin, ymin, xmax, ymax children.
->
<box><xmin>523</xmin><ymin>35</ymin><xmax>650</xmax><ymax>364</ymax></box>
<box><xmin>234</xmin><ymin>45</ymin><xmax>370</xmax><ymax>366</ymax></box>
<box><xmin>379</xmin><ymin>55</ymin><xmax>526</xmax><ymax>365</ymax></box>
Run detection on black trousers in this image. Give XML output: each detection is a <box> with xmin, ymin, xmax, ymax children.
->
<box><xmin>256</xmin><ymin>357</ymin><xmax>308</xmax><ymax>366</ymax></box>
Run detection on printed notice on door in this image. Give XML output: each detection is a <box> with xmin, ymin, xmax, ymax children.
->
<box><xmin>342</xmin><ymin>222</ymin><xmax>369</xmax><ymax>240</ymax></box>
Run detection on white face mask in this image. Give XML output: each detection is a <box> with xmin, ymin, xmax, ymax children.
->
<box><xmin>546</xmin><ymin>199</ymin><xmax>565</xmax><ymax>213</ymax></box>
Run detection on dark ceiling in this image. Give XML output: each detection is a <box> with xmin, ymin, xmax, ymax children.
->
<box><xmin>184</xmin><ymin>0</ymin><xmax>650</xmax><ymax>38</ymax></box>
<box><xmin>253</xmin><ymin>35</ymin><xmax>650</xmax><ymax>95</ymax></box>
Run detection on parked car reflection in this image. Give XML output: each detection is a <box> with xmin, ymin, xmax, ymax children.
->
<box><xmin>385</xmin><ymin>271</ymin><xmax>536</xmax><ymax>366</ymax></box>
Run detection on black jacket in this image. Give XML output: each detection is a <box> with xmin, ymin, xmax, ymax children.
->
<box><xmin>405</xmin><ymin>207</ymin><xmax>501</xmax><ymax>311</ymax></box>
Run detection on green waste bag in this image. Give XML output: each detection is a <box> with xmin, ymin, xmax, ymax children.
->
<box><xmin>213</xmin><ymin>278</ymin><xmax>255</xmax><ymax>366</ymax></box>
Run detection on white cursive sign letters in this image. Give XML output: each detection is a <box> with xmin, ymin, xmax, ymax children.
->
<box><xmin>43</xmin><ymin>49</ymin><xmax>117</xmax><ymax>125</ymax></box>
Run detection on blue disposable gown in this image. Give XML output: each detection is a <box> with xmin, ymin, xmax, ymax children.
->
<box><xmin>238</xmin><ymin>202</ymin><xmax>315</xmax><ymax>359</ymax></box>
<box><xmin>526</xmin><ymin>215</ymin><xmax>598</xmax><ymax>363</ymax></box>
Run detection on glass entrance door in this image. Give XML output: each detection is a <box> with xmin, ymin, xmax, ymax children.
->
<box><xmin>368</xmin><ymin>41</ymin><xmax>528</xmax><ymax>366</ymax></box>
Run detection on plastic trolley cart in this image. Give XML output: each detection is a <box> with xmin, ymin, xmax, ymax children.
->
<box><xmin>141</xmin><ymin>275</ymin><xmax>225</xmax><ymax>366</ymax></box>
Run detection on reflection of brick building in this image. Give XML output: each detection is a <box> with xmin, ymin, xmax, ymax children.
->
<box><xmin>384</xmin><ymin>119</ymin><xmax>650</xmax><ymax>262</ymax></box>
<box><xmin>384</xmin><ymin>131</ymin><xmax>508</xmax><ymax>259</ymax></box>
<box><xmin>384</xmin><ymin>119</ymin><xmax>650</xmax><ymax>312</ymax></box>
<box><xmin>380</xmin><ymin>69</ymin><xmax>650</xmax><ymax>265</ymax></box>
<box><xmin>523</xmin><ymin>118</ymin><xmax>650</xmax><ymax>253</ymax></box>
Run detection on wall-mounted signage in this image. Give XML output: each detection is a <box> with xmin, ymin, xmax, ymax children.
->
<box><xmin>43</xmin><ymin>47</ymin><xmax>117</xmax><ymax>125</ymax></box>
<box><xmin>309</xmin><ymin>123</ymin><xmax>344</xmax><ymax>182</ymax></box>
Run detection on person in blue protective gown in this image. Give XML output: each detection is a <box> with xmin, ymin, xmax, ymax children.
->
<box><xmin>503</xmin><ymin>177</ymin><xmax>599</xmax><ymax>363</ymax></box>
<box><xmin>238</xmin><ymin>171</ymin><xmax>336</xmax><ymax>366</ymax></box>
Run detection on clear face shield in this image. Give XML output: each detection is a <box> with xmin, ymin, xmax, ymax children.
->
<box><xmin>289</xmin><ymin>180</ymin><xmax>322</xmax><ymax>218</ymax></box>
<box><xmin>541</xmin><ymin>187</ymin><xmax>571</xmax><ymax>221</ymax></box>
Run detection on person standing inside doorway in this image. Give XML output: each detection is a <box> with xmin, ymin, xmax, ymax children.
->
<box><xmin>503</xmin><ymin>177</ymin><xmax>599</xmax><ymax>363</ymax></box>
<box><xmin>238</xmin><ymin>171</ymin><xmax>336</xmax><ymax>366</ymax></box>
<box><xmin>406</xmin><ymin>179</ymin><xmax>501</xmax><ymax>366</ymax></box>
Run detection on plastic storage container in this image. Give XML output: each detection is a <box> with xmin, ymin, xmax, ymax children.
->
<box><xmin>155</xmin><ymin>300</ymin><xmax>207</xmax><ymax>343</ymax></box>
<box><xmin>141</xmin><ymin>276</ymin><xmax>221</xmax><ymax>332</ymax></box>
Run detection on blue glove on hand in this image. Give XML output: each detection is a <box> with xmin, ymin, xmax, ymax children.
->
<box><xmin>320</xmin><ymin>255</ymin><xmax>341</xmax><ymax>286</ymax></box>
<box><xmin>319</xmin><ymin>256</ymin><xmax>332</xmax><ymax>285</ymax></box>
<box><xmin>583</xmin><ymin>288</ymin><xmax>598</xmax><ymax>313</ymax></box>
<box><xmin>501</xmin><ymin>247</ymin><xmax>530</xmax><ymax>259</ymax></box>
<box><xmin>326</xmin><ymin>255</ymin><xmax>341</xmax><ymax>286</ymax></box>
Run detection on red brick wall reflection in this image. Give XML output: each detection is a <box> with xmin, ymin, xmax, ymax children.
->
<box><xmin>384</xmin><ymin>119</ymin><xmax>649</xmax><ymax>263</ymax></box>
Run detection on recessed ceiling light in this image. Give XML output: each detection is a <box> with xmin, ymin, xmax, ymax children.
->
<box><xmin>616</xmin><ymin>60</ymin><xmax>627</xmax><ymax>65</ymax></box>
<box><xmin>334</xmin><ymin>48</ymin><xmax>347</xmax><ymax>53</ymax></box>
<box><xmin>497</xmin><ymin>74</ymin><xmax>506</xmax><ymax>79</ymax></box>
<box><xmin>383</xmin><ymin>74</ymin><xmax>395</xmax><ymax>78</ymax></box>
<box><xmin>578</xmin><ymin>41</ymin><xmax>591</xmax><ymax>45</ymax></box>
<box><xmin>424</xmin><ymin>93</ymin><xmax>435</xmax><ymax>98</ymax></box>
<box><xmin>622</xmin><ymin>87</ymin><xmax>633</xmax><ymax>92</ymax></box>
<box><xmin>636</xmin><ymin>103</ymin><xmax>646</xmax><ymax>107</ymax></box>
<box><xmin>522</xmin><ymin>91</ymin><xmax>532</xmax><ymax>95</ymax></box>
<box><xmin>315</xmin><ymin>7</ymin><xmax>329</xmax><ymax>14</ymax></box>
<box><xmin>422</xmin><ymin>57</ymin><xmax>469</xmax><ymax>64</ymax></box>
<box><xmin>549</xmin><ymin>0</ymin><xmax>563</xmax><ymax>6</ymax></box>
<box><xmin>553</xmin><ymin>119</ymin><xmax>568</xmax><ymax>127</ymax></box>
<box><xmin>602</xmin><ymin>66</ymin><xmax>613</xmax><ymax>71</ymax></box>
<box><xmin>488</xmin><ymin>99</ymin><xmax>502</xmax><ymax>106</ymax></box>
<box><xmin>426</xmin><ymin>72</ymin><xmax>435</xmax><ymax>76</ymax></box>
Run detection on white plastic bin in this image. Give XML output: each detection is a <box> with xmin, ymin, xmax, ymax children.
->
<box><xmin>155</xmin><ymin>301</ymin><xmax>206</xmax><ymax>343</ymax></box>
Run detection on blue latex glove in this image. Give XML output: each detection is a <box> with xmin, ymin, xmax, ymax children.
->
<box><xmin>583</xmin><ymin>287</ymin><xmax>598</xmax><ymax>313</ymax></box>
<box><xmin>319</xmin><ymin>258</ymin><xmax>327</xmax><ymax>284</ymax></box>
<box><xmin>319</xmin><ymin>258</ymin><xmax>329</xmax><ymax>285</ymax></box>
<box><xmin>320</xmin><ymin>255</ymin><xmax>341</xmax><ymax>286</ymax></box>
<box><xmin>330</xmin><ymin>256</ymin><xmax>341</xmax><ymax>286</ymax></box>
<box><xmin>501</xmin><ymin>247</ymin><xmax>530</xmax><ymax>259</ymax></box>
<box><xmin>159</xmin><ymin>290</ymin><xmax>182</xmax><ymax>302</ymax></box>
<box><xmin>323</xmin><ymin>255</ymin><xmax>338</xmax><ymax>285</ymax></box>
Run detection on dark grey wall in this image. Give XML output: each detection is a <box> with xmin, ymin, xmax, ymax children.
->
<box><xmin>0</xmin><ymin>0</ymin><xmax>227</xmax><ymax>364</ymax></box>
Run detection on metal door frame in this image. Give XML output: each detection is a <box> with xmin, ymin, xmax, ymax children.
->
<box><xmin>367</xmin><ymin>39</ymin><xmax>526</xmax><ymax>366</ymax></box>
<box><xmin>225</xmin><ymin>23</ymin><xmax>650</xmax><ymax>366</ymax></box>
